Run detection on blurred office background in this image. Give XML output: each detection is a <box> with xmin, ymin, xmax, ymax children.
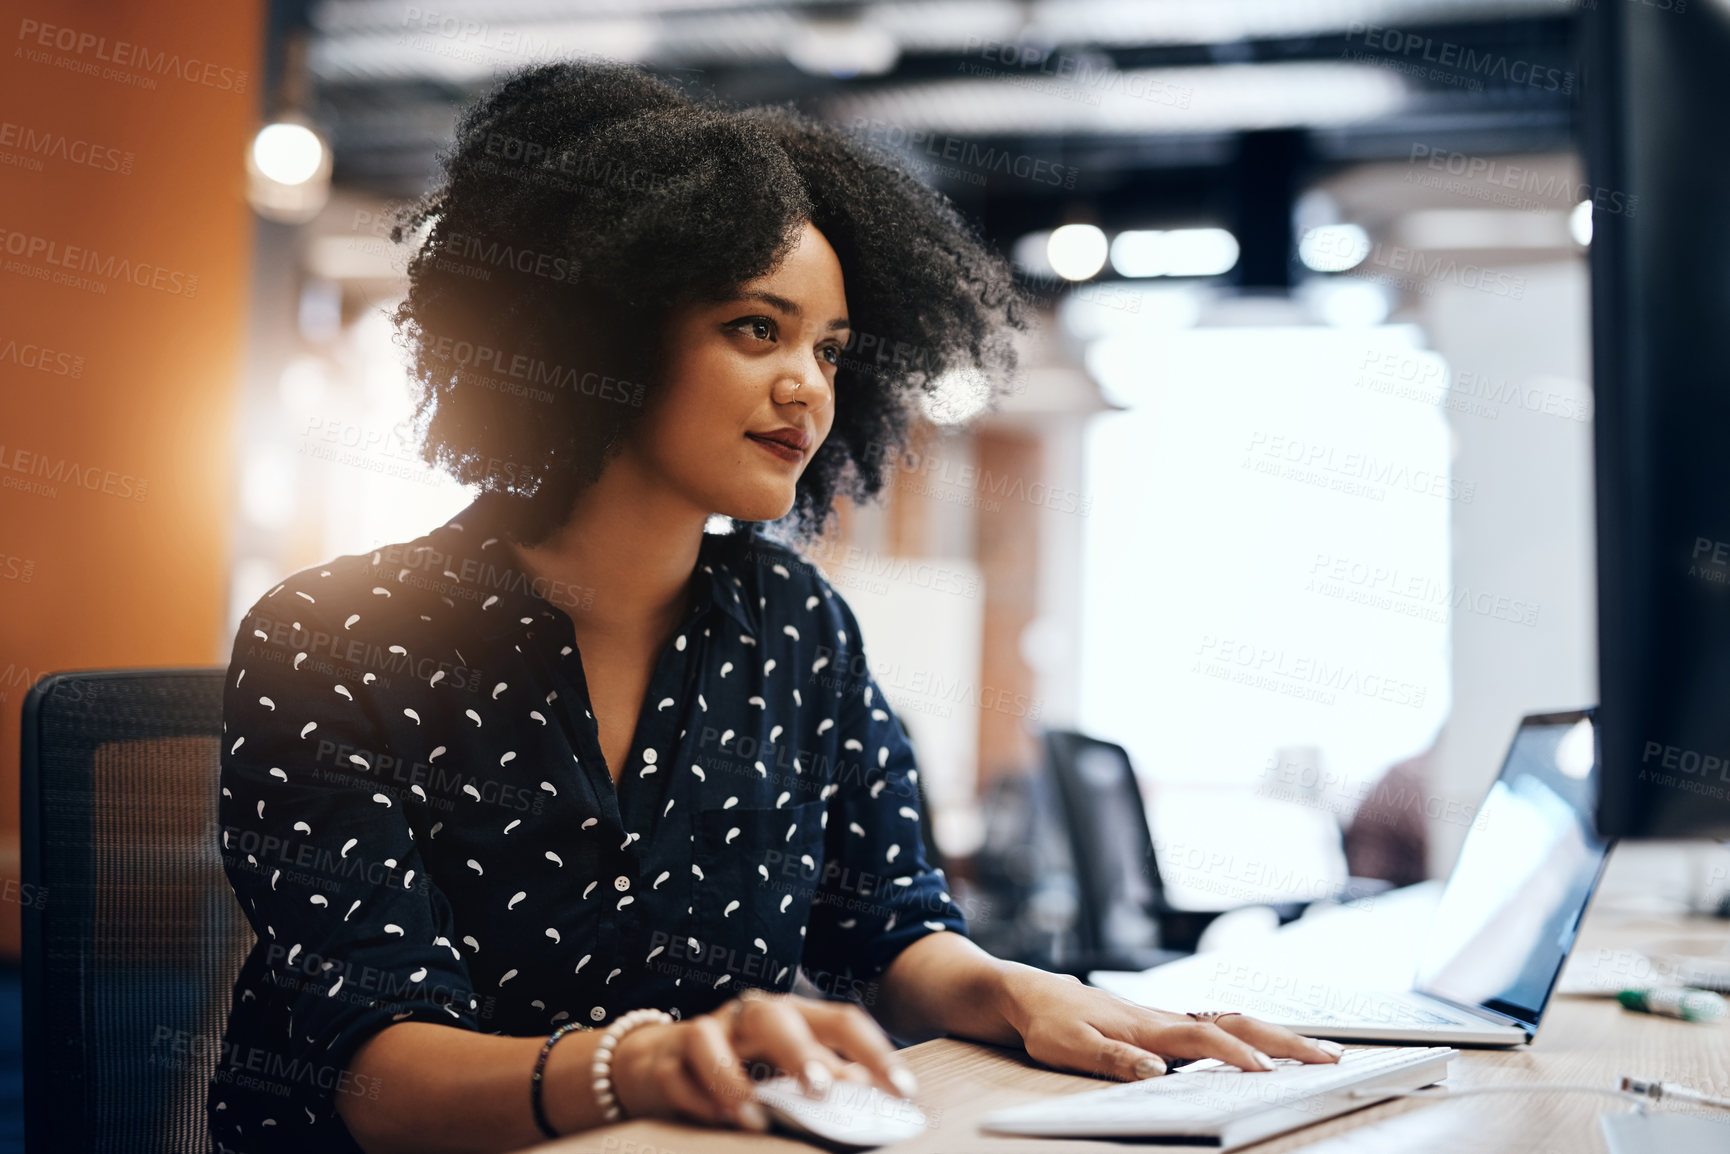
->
<box><xmin>5</xmin><ymin>3</ymin><xmax>1730</xmax><ymax>1144</ymax></box>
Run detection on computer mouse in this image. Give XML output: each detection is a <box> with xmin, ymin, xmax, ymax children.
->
<box><xmin>752</xmin><ymin>1073</ymin><xmax>928</xmax><ymax>1148</ymax></box>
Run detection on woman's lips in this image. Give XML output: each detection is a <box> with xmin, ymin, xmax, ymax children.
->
<box><xmin>747</xmin><ymin>434</ymin><xmax>804</xmax><ymax>463</ymax></box>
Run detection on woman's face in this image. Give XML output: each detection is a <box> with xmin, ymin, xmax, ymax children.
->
<box><xmin>626</xmin><ymin>220</ymin><xmax>848</xmax><ymax>524</ymax></box>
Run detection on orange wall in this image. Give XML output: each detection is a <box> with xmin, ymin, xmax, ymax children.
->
<box><xmin>0</xmin><ymin>0</ymin><xmax>262</xmax><ymax>958</ymax></box>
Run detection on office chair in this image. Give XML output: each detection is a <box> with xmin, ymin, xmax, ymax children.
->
<box><xmin>1039</xmin><ymin>730</ymin><xmax>1196</xmax><ymax>971</ymax></box>
<box><xmin>20</xmin><ymin>667</ymin><xmax>249</xmax><ymax>1154</ymax></box>
<box><xmin>1041</xmin><ymin>731</ymin><xmax>1394</xmax><ymax>965</ymax></box>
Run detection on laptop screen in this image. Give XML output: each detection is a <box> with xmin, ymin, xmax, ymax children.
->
<box><xmin>1413</xmin><ymin>711</ymin><xmax>1613</xmax><ymax>1028</ymax></box>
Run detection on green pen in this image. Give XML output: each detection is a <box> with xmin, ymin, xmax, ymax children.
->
<box><xmin>1616</xmin><ymin>986</ymin><xmax>1727</xmax><ymax>1022</ymax></box>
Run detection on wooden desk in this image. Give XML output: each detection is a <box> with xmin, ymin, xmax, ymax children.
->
<box><xmin>521</xmin><ymin>904</ymin><xmax>1730</xmax><ymax>1154</ymax></box>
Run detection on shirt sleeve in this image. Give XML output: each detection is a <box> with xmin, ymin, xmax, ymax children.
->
<box><xmin>800</xmin><ymin>583</ymin><xmax>968</xmax><ymax>1005</ymax></box>
<box><xmin>217</xmin><ymin>577</ymin><xmax>483</xmax><ymax>1106</ymax></box>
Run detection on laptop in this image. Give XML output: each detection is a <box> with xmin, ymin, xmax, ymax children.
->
<box><xmin>1115</xmin><ymin>709</ymin><xmax>1612</xmax><ymax>1046</ymax></box>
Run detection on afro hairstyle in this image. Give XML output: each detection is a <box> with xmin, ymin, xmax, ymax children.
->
<box><xmin>389</xmin><ymin>59</ymin><xmax>1031</xmax><ymax>546</ymax></box>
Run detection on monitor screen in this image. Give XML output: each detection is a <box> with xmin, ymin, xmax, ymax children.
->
<box><xmin>1414</xmin><ymin>713</ymin><xmax>1612</xmax><ymax>1027</ymax></box>
<box><xmin>1586</xmin><ymin>0</ymin><xmax>1730</xmax><ymax>840</ymax></box>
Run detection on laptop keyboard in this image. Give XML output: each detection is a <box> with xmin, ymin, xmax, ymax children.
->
<box><xmin>1269</xmin><ymin>997</ymin><xmax>1469</xmax><ymax>1028</ymax></box>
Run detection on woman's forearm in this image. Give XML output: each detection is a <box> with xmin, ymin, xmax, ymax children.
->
<box><xmin>336</xmin><ymin>1020</ymin><xmax>617</xmax><ymax>1154</ymax></box>
<box><xmin>872</xmin><ymin>931</ymin><xmax>1036</xmax><ymax>1046</ymax></box>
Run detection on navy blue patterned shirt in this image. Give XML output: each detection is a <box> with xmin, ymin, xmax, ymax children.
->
<box><xmin>207</xmin><ymin>492</ymin><xmax>966</xmax><ymax>1152</ymax></box>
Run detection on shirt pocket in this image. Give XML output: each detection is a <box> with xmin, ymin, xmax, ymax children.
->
<box><xmin>690</xmin><ymin>798</ymin><xmax>826</xmax><ymax>991</ymax></box>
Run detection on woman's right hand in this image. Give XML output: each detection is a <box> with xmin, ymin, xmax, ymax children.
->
<box><xmin>607</xmin><ymin>991</ymin><xmax>921</xmax><ymax>1131</ymax></box>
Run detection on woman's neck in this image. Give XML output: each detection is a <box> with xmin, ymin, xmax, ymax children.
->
<box><xmin>503</xmin><ymin>458</ymin><xmax>710</xmax><ymax>643</ymax></box>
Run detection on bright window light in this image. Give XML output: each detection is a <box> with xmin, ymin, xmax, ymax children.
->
<box><xmin>252</xmin><ymin>122</ymin><xmax>326</xmax><ymax>186</ymax></box>
<box><xmin>1110</xmin><ymin>228</ymin><xmax>1240</xmax><ymax>278</ymax></box>
<box><xmin>241</xmin><ymin>447</ymin><xmax>298</xmax><ymax>530</ymax></box>
<box><xmin>1079</xmin><ymin>325</ymin><xmax>1450</xmax><ymax>794</ymax></box>
<box><xmin>1569</xmin><ymin>200</ymin><xmax>1593</xmax><ymax>246</ymax></box>
<box><xmin>1298</xmin><ymin>223</ymin><xmax>1371</xmax><ymax>272</ymax></box>
<box><xmin>1047</xmin><ymin>224</ymin><xmax>1109</xmax><ymax>281</ymax></box>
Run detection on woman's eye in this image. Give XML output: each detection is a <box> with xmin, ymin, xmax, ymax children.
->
<box><xmin>820</xmin><ymin>345</ymin><xmax>840</xmax><ymax>366</ymax></box>
<box><xmin>729</xmin><ymin>316</ymin><xmax>775</xmax><ymax>342</ymax></box>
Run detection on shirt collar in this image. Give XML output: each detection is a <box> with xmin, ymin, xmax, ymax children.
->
<box><xmin>694</xmin><ymin>533</ymin><xmax>761</xmax><ymax>638</ymax></box>
<box><xmin>425</xmin><ymin>494</ymin><xmax>761</xmax><ymax>642</ymax></box>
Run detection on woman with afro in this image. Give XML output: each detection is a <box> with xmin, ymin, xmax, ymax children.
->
<box><xmin>209</xmin><ymin>59</ymin><xmax>1340</xmax><ymax>1154</ymax></box>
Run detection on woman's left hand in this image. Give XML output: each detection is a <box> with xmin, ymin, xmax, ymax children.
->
<box><xmin>993</xmin><ymin>964</ymin><xmax>1343</xmax><ymax>1081</ymax></box>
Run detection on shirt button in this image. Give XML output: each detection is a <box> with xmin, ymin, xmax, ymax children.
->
<box><xmin>613</xmin><ymin>875</ymin><xmax>631</xmax><ymax>892</ymax></box>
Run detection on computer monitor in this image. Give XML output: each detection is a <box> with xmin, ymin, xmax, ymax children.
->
<box><xmin>1583</xmin><ymin>1</ymin><xmax>1730</xmax><ymax>839</ymax></box>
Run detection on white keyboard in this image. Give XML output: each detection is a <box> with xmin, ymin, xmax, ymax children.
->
<box><xmin>981</xmin><ymin>1046</ymin><xmax>1456</xmax><ymax>1148</ymax></box>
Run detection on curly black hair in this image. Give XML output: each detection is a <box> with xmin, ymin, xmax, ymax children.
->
<box><xmin>389</xmin><ymin>59</ymin><xmax>1030</xmax><ymax>547</ymax></box>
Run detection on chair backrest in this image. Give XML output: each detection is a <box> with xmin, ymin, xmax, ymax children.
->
<box><xmin>1039</xmin><ymin>730</ymin><xmax>1167</xmax><ymax>962</ymax></box>
<box><xmin>21</xmin><ymin>668</ymin><xmax>250</xmax><ymax>1154</ymax></box>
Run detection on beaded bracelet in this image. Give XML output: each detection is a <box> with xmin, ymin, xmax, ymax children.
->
<box><xmin>530</xmin><ymin>1009</ymin><xmax>673</xmax><ymax>1139</ymax></box>
<box><xmin>530</xmin><ymin>1022</ymin><xmax>585</xmax><ymax>1140</ymax></box>
<box><xmin>592</xmin><ymin>1008</ymin><xmax>674</xmax><ymax>1122</ymax></box>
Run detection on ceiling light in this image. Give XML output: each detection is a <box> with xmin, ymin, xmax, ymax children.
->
<box><xmin>246</xmin><ymin>115</ymin><xmax>333</xmax><ymax>224</ymax></box>
<box><xmin>253</xmin><ymin>122</ymin><xmax>324</xmax><ymax>185</ymax></box>
<box><xmin>1014</xmin><ymin>230</ymin><xmax>1055</xmax><ymax>276</ymax></box>
<box><xmin>1569</xmin><ymin>200</ymin><xmax>1593</xmax><ymax>246</ymax></box>
<box><xmin>787</xmin><ymin>17</ymin><xmax>899</xmax><ymax>78</ymax></box>
<box><xmin>1298</xmin><ymin>223</ymin><xmax>1371</xmax><ymax>272</ymax></box>
<box><xmin>1110</xmin><ymin>228</ymin><xmax>1239</xmax><ymax>278</ymax></box>
<box><xmin>1048</xmin><ymin>224</ymin><xmax>1109</xmax><ymax>281</ymax></box>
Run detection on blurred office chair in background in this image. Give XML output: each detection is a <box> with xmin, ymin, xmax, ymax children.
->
<box><xmin>978</xmin><ymin>730</ymin><xmax>1396</xmax><ymax>976</ymax></box>
<box><xmin>21</xmin><ymin>668</ymin><xmax>247</xmax><ymax>1154</ymax></box>
<box><xmin>1039</xmin><ymin>730</ymin><xmax>1207</xmax><ymax>968</ymax></box>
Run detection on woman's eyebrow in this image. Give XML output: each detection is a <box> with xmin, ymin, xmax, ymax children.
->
<box><xmin>737</xmin><ymin>289</ymin><xmax>850</xmax><ymax>331</ymax></box>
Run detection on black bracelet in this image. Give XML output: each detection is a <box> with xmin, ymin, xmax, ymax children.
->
<box><xmin>530</xmin><ymin>1022</ymin><xmax>586</xmax><ymax>1139</ymax></box>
